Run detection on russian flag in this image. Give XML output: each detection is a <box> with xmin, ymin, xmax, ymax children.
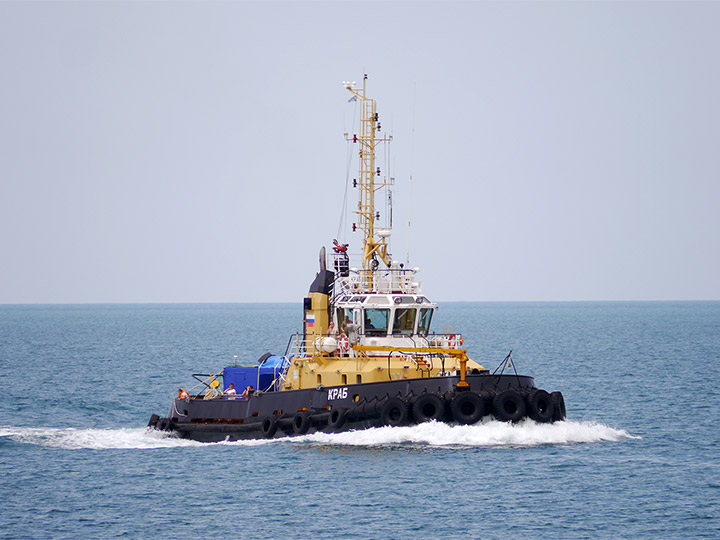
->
<box><xmin>307</xmin><ymin>314</ymin><xmax>315</xmax><ymax>328</ymax></box>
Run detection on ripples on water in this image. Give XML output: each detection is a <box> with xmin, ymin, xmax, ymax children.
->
<box><xmin>1</xmin><ymin>302</ymin><xmax>719</xmax><ymax>539</ymax></box>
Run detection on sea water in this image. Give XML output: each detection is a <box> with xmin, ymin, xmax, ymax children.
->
<box><xmin>1</xmin><ymin>302</ymin><xmax>718</xmax><ymax>539</ymax></box>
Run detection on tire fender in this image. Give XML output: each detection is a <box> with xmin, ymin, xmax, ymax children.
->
<box><xmin>551</xmin><ymin>391</ymin><xmax>567</xmax><ymax>421</ymax></box>
<box><xmin>526</xmin><ymin>389</ymin><xmax>554</xmax><ymax>423</ymax></box>
<box><xmin>450</xmin><ymin>392</ymin><xmax>485</xmax><ymax>425</ymax></box>
<box><xmin>380</xmin><ymin>398</ymin><xmax>410</xmax><ymax>426</ymax></box>
<box><xmin>261</xmin><ymin>415</ymin><xmax>278</xmax><ymax>438</ymax></box>
<box><xmin>328</xmin><ymin>408</ymin><xmax>347</xmax><ymax>431</ymax></box>
<box><xmin>412</xmin><ymin>393</ymin><xmax>446</xmax><ymax>423</ymax></box>
<box><xmin>293</xmin><ymin>412</ymin><xmax>311</xmax><ymax>435</ymax></box>
<box><xmin>492</xmin><ymin>389</ymin><xmax>526</xmax><ymax>422</ymax></box>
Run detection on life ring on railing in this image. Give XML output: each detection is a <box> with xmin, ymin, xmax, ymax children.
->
<box><xmin>448</xmin><ymin>334</ymin><xmax>458</xmax><ymax>349</ymax></box>
<box><xmin>338</xmin><ymin>333</ymin><xmax>349</xmax><ymax>351</ymax></box>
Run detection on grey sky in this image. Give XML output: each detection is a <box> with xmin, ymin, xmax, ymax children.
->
<box><xmin>1</xmin><ymin>1</ymin><xmax>718</xmax><ymax>303</ymax></box>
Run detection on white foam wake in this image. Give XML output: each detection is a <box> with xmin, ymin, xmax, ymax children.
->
<box><xmin>1</xmin><ymin>419</ymin><xmax>637</xmax><ymax>450</ymax></box>
<box><xmin>292</xmin><ymin>418</ymin><xmax>638</xmax><ymax>448</ymax></box>
<box><xmin>0</xmin><ymin>426</ymin><xmax>214</xmax><ymax>449</ymax></box>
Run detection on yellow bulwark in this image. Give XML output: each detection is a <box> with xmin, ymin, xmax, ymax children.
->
<box><xmin>283</xmin><ymin>344</ymin><xmax>482</xmax><ymax>391</ymax></box>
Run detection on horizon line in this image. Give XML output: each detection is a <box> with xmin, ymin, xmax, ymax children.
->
<box><xmin>1</xmin><ymin>299</ymin><xmax>719</xmax><ymax>307</ymax></box>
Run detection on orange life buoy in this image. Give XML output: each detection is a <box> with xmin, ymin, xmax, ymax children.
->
<box><xmin>338</xmin><ymin>333</ymin><xmax>349</xmax><ymax>351</ymax></box>
<box><xmin>178</xmin><ymin>388</ymin><xmax>190</xmax><ymax>400</ymax></box>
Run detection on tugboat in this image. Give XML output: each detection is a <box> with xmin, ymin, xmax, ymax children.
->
<box><xmin>148</xmin><ymin>76</ymin><xmax>566</xmax><ymax>442</ymax></box>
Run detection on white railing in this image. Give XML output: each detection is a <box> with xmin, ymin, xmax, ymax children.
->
<box><xmin>284</xmin><ymin>332</ymin><xmax>464</xmax><ymax>359</ymax></box>
<box><xmin>333</xmin><ymin>269</ymin><xmax>420</xmax><ymax>296</ymax></box>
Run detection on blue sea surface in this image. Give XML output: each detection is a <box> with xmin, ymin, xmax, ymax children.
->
<box><xmin>1</xmin><ymin>302</ymin><xmax>718</xmax><ymax>539</ymax></box>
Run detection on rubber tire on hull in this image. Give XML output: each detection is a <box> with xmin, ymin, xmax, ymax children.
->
<box><xmin>412</xmin><ymin>393</ymin><xmax>445</xmax><ymax>423</ymax></box>
<box><xmin>354</xmin><ymin>402</ymin><xmax>381</xmax><ymax>420</ymax></box>
<box><xmin>450</xmin><ymin>392</ymin><xmax>485</xmax><ymax>425</ymax></box>
<box><xmin>148</xmin><ymin>414</ymin><xmax>160</xmax><ymax>428</ymax></box>
<box><xmin>328</xmin><ymin>408</ymin><xmax>347</xmax><ymax>431</ymax></box>
<box><xmin>261</xmin><ymin>415</ymin><xmax>278</xmax><ymax>438</ymax></box>
<box><xmin>293</xmin><ymin>412</ymin><xmax>311</xmax><ymax>435</ymax></box>
<box><xmin>551</xmin><ymin>391</ymin><xmax>567</xmax><ymax>421</ymax></box>
<box><xmin>380</xmin><ymin>398</ymin><xmax>410</xmax><ymax>427</ymax></box>
<box><xmin>526</xmin><ymin>389</ymin><xmax>554</xmax><ymax>423</ymax></box>
<box><xmin>442</xmin><ymin>392</ymin><xmax>456</xmax><ymax>423</ymax></box>
<box><xmin>493</xmin><ymin>389</ymin><xmax>526</xmax><ymax>422</ymax></box>
<box><xmin>479</xmin><ymin>390</ymin><xmax>496</xmax><ymax>409</ymax></box>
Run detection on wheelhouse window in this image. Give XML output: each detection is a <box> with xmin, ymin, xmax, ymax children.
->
<box><xmin>364</xmin><ymin>308</ymin><xmax>389</xmax><ymax>336</ymax></box>
<box><xmin>392</xmin><ymin>308</ymin><xmax>416</xmax><ymax>336</ymax></box>
<box><xmin>417</xmin><ymin>308</ymin><xmax>433</xmax><ymax>336</ymax></box>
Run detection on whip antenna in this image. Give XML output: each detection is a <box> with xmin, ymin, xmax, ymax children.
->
<box><xmin>407</xmin><ymin>83</ymin><xmax>416</xmax><ymax>266</ymax></box>
<box><xmin>338</xmin><ymin>97</ymin><xmax>358</xmax><ymax>241</ymax></box>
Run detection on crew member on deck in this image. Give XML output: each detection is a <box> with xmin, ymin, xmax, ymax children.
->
<box><xmin>178</xmin><ymin>388</ymin><xmax>190</xmax><ymax>400</ymax></box>
<box><xmin>225</xmin><ymin>383</ymin><xmax>236</xmax><ymax>395</ymax></box>
<box><xmin>328</xmin><ymin>321</ymin><xmax>338</xmax><ymax>337</ymax></box>
<box><xmin>241</xmin><ymin>385</ymin><xmax>254</xmax><ymax>399</ymax></box>
<box><xmin>344</xmin><ymin>316</ymin><xmax>359</xmax><ymax>344</ymax></box>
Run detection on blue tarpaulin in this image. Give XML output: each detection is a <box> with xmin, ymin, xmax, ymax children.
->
<box><xmin>222</xmin><ymin>355</ymin><xmax>289</xmax><ymax>393</ymax></box>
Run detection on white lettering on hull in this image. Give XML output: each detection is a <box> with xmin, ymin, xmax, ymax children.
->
<box><xmin>328</xmin><ymin>387</ymin><xmax>348</xmax><ymax>400</ymax></box>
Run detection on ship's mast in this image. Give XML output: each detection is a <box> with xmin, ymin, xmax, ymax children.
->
<box><xmin>344</xmin><ymin>75</ymin><xmax>393</xmax><ymax>276</ymax></box>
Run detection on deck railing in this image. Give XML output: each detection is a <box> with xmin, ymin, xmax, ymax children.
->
<box><xmin>283</xmin><ymin>331</ymin><xmax>465</xmax><ymax>359</ymax></box>
<box><xmin>330</xmin><ymin>253</ymin><xmax>421</xmax><ymax>297</ymax></box>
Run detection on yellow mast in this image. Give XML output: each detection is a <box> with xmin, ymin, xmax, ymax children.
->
<box><xmin>344</xmin><ymin>75</ymin><xmax>393</xmax><ymax>277</ymax></box>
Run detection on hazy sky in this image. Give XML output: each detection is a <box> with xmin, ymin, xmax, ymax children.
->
<box><xmin>1</xmin><ymin>1</ymin><xmax>718</xmax><ymax>303</ymax></box>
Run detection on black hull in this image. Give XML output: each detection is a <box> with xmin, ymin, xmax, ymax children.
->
<box><xmin>148</xmin><ymin>373</ymin><xmax>566</xmax><ymax>443</ymax></box>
